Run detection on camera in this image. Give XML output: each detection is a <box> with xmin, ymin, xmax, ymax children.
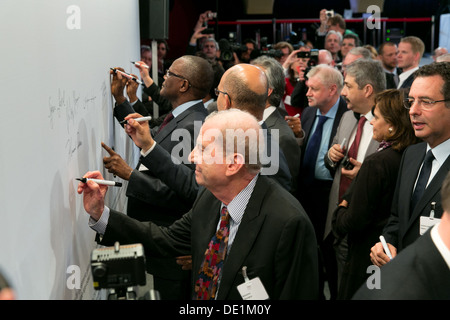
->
<box><xmin>258</xmin><ymin>37</ymin><xmax>283</xmax><ymax>60</ymax></box>
<box><xmin>342</xmin><ymin>156</ymin><xmax>354</xmax><ymax>170</ymax></box>
<box><xmin>298</xmin><ymin>49</ymin><xmax>319</xmax><ymax>77</ymax></box>
<box><xmin>201</xmin><ymin>28</ymin><xmax>214</xmax><ymax>35</ymax></box>
<box><xmin>91</xmin><ymin>242</ymin><xmax>146</xmax><ymax>291</ymax></box>
<box><xmin>218</xmin><ymin>37</ymin><xmax>248</xmax><ymax>62</ymax></box>
<box><xmin>326</xmin><ymin>10</ymin><xmax>334</xmax><ymax>18</ymax></box>
<box><xmin>207</xmin><ymin>12</ymin><xmax>217</xmax><ymax>19</ymax></box>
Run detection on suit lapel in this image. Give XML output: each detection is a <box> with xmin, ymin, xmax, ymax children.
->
<box><xmin>409</xmin><ymin>153</ymin><xmax>450</xmax><ymax>227</ymax></box>
<box><xmin>264</xmin><ymin>110</ymin><xmax>278</xmax><ymax>129</ymax></box>
<box><xmin>155</xmin><ymin>102</ymin><xmax>204</xmax><ymax>143</ymax></box>
<box><xmin>217</xmin><ymin>176</ymin><xmax>270</xmax><ymax>299</ymax></box>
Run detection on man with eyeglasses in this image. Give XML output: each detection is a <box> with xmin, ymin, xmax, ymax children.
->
<box><xmin>370</xmin><ymin>62</ymin><xmax>450</xmax><ymax>268</ymax></box>
<box><xmin>106</xmin><ymin>55</ymin><xmax>214</xmax><ymax>300</ymax></box>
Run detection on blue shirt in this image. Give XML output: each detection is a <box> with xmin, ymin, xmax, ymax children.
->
<box><xmin>308</xmin><ymin>100</ymin><xmax>339</xmax><ymax>181</ymax></box>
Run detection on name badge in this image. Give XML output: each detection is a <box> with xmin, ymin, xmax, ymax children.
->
<box><xmin>420</xmin><ymin>201</ymin><xmax>440</xmax><ymax>235</ymax></box>
<box><xmin>237</xmin><ymin>267</ymin><xmax>269</xmax><ymax>300</ymax></box>
<box><xmin>420</xmin><ymin>216</ymin><xmax>440</xmax><ymax>235</ymax></box>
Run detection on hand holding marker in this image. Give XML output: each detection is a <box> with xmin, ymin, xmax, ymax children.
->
<box><xmin>119</xmin><ymin>116</ymin><xmax>152</xmax><ymax>125</ymax></box>
<box><xmin>131</xmin><ymin>61</ymin><xmax>149</xmax><ymax>69</ymax></box>
<box><xmin>110</xmin><ymin>68</ymin><xmax>143</xmax><ymax>85</ymax></box>
<box><xmin>76</xmin><ymin>178</ymin><xmax>122</xmax><ymax>187</ymax></box>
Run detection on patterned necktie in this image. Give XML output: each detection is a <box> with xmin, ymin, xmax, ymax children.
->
<box><xmin>194</xmin><ymin>206</ymin><xmax>230</xmax><ymax>300</ymax></box>
<box><xmin>156</xmin><ymin>112</ymin><xmax>174</xmax><ymax>134</ymax></box>
<box><xmin>302</xmin><ymin>115</ymin><xmax>328</xmax><ymax>184</ymax></box>
<box><xmin>410</xmin><ymin>150</ymin><xmax>435</xmax><ymax>211</ymax></box>
<box><xmin>339</xmin><ymin>116</ymin><xmax>366</xmax><ymax>201</ymax></box>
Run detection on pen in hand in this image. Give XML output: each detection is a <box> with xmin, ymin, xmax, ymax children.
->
<box><xmin>76</xmin><ymin>178</ymin><xmax>122</xmax><ymax>187</ymax></box>
<box><xmin>119</xmin><ymin>116</ymin><xmax>152</xmax><ymax>125</ymax></box>
<box><xmin>379</xmin><ymin>235</ymin><xmax>393</xmax><ymax>260</ymax></box>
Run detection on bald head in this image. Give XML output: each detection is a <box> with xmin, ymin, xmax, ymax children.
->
<box><xmin>204</xmin><ymin>109</ymin><xmax>263</xmax><ymax>175</ymax></box>
<box><xmin>217</xmin><ymin>64</ymin><xmax>268</xmax><ymax>120</ymax></box>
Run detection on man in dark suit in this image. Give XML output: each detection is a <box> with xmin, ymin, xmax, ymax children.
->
<box><xmin>370</xmin><ymin>62</ymin><xmax>450</xmax><ymax>265</ymax></box>
<box><xmin>251</xmin><ymin>55</ymin><xmax>301</xmax><ymax>193</ymax></box>
<box><xmin>396</xmin><ymin>36</ymin><xmax>425</xmax><ymax>90</ymax></box>
<box><xmin>103</xmin><ymin>55</ymin><xmax>214</xmax><ymax>300</ymax></box>
<box><xmin>284</xmin><ymin>64</ymin><xmax>348</xmax><ymax>299</ymax></box>
<box><xmin>354</xmin><ymin>170</ymin><xmax>450</xmax><ymax>299</ymax></box>
<box><xmin>77</xmin><ymin>109</ymin><xmax>319</xmax><ymax>300</ymax></box>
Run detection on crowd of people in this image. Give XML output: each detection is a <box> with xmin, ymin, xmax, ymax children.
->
<box><xmin>70</xmin><ymin>8</ymin><xmax>450</xmax><ymax>301</ymax></box>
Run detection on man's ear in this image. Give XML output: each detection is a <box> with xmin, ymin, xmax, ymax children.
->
<box><xmin>225</xmin><ymin>153</ymin><xmax>245</xmax><ymax>176</ymax></box>
<box><xmin>179</xmin><ymin>79</ymin><xmax>190</xmax><ymax>93</ymax></box>
<box><xmin>364</xmin><ymin>84</ymin><xmax>374</xmax><ymax>99</ymax></box>
<box><xmin>224</xmin><ymin>94</ymin><xmax>232</xmax><ymax>110</ymax></box>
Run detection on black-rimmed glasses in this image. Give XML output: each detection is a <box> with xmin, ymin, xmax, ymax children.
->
<box><xmin>403</xmin><ymin>97</ymin><xmax>450</xmax><ymax>110</ymax></box>
<box><xmin>214</xmin><ymin>88</ymin><xmax>231</xmax><ymax>102</ymax></box>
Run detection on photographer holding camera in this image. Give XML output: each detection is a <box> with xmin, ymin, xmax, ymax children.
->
<box><xmin>315</xmin><ymin>9</ymin><xmax>359</xmax><ymax>53</ymax></box>
<box><xmin>286</xmin><ymin>49</ymin><xmax>334</xmax><ymax>117</ymax></box>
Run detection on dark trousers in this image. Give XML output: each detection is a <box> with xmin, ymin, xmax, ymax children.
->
<box><xmin>297</xmin><ymin>178</ymin><xmax>337</xmax><ymax>300</ymax></box>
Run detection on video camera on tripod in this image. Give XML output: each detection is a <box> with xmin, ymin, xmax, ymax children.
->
<box><xmin>91</xmin><ymin>242</ymin><xmax>149</xmax><ymax>300</ymax></box>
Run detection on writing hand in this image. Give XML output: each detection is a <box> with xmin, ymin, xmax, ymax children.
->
<box><xmin>124</xmin><ymin>113</ymin><xmax>154</xmax><ymax>152</ymax></box>
<box><xmin>76</xmin><ymin>171</ymin><xmax>107</xmax><ymax>221</ymax></box>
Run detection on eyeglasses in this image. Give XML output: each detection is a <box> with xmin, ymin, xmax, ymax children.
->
<box><xmin>403</xmin><ymin>97</ymin><xmax>450</xmax><ymax>110</ymax></box>
<box><xmin>165</xmin><ymin>69</ymin><xmax>186</xmax><ymax>80</ymax></box>
<box><xmin>165</xmin><ymin>69</ymin><xmax>193</xmax><ymax>88</ymax></box>
<box><xmin>214</xmin><ymin>88</ymin><xmax>231</xmax><ymax>101</ymax></box>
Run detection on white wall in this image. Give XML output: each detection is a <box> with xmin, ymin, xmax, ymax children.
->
<box><xmin>0</xmin><ymin>0</ymin><xmax>141</xmax><ymax>299</ymax></box>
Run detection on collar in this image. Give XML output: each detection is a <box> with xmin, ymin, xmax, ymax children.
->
<box><xmin>172</xmin><ymin>99</ymin><xmax>203</xmax><ymax>118</ymax></box>
<box><xmin>314</xmin><ymin>98</ymin><xmax>339</xmax><ymax>119</ymax></box>
<box><xmin>427</xmin><ymin>138</ymin><xmax>450</xmax><ymax>167</ymax></box>
<box><xmin>431</xmin><ymin>223</ymin><xmax>450</xmax><ymax>270</ymax></box>
<box><xmin>399</xmin><ymin>66</ymin><xmax>419</xmax><ymax>82</ymax></box>
<box><xmin>221</xmin><ymin>174</ymin><xmax>259</xmax><ymax>225</ymax></box>
<box><xmin>262</xmin><ymin>106</ymin><xmax>277</xmax><ymax>121</ymax></box>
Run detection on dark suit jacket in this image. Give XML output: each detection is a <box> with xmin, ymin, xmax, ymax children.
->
<box><xmin>114</xmin><ymin>101</ymin><xmax>208</xmax><ymax>225</ymax></box>
<box><xmin>352</xmin><ymin>228</ymin><xmax>450</xmax><ymax>300</ymax></box>
<box><xmin>264</xmin><ymin>108</ymin><xmax>301</xmax><ymax>192</ymax></box>
<box><xmin>332</xmin><ymin>147</ymin><xmax>403</xmax><ymax>299</ymax></box>
<box><xmin>113</xmin><ymin>100</ymin><xmax>208</xmax><ymax>284</ymax></box>
<box><xmin>98</xmin><ymin>175</ymin><xmax>319</xmax><ymax>300</ymax></box>
<box><xmin>399</xmin><ymin>72</ymin><xmax>416</xmax><ymax>90</ymax></box>
<box><xmin>383</xmin><ymin>142</ymin><xmax>450</xmax><ymax>251</ymax></box>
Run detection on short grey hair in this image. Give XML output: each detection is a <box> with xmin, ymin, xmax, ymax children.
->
<box><xmin>251</xmin><ymin>55</ymin><xmax>285</xmax><ymax>106</ymax></box>
<box><xmin>326</xmin><ymin>30</ymin><xmax>343</xmax><ymax>43</ymax></box>
<box><xmin>306</xmin><ymin>64</ymin><xmax>344</xmax><ymax>92</ymax></box>
<box><xmin>348</xmin><ymin>47</ymin><xmax>372</xmax><ymax>60</ymax></box>
<box><xmin>345</xmin><ymin>59</ymin><xmax>386</xmax><ymax>93</ymax></box>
